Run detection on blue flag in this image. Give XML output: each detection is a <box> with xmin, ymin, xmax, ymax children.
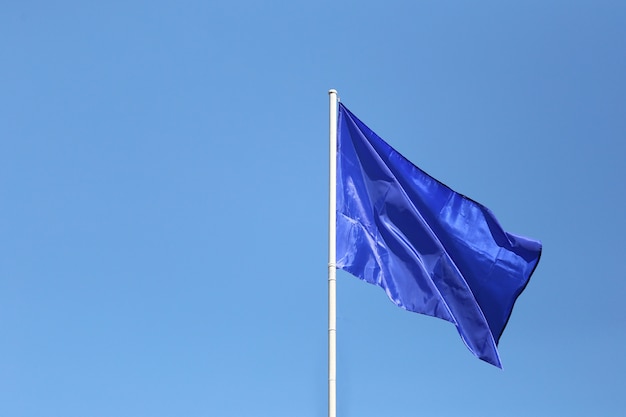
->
<box><xmin>336</xmin><ymin>103</ymin><xmax>542</xmax><ymax>368</ymax></box>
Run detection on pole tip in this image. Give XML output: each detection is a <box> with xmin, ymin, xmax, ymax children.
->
<box><xmin>328</xmin><ymin>89</ymin><xmax>338</xmax><ymax>95</ymax></box>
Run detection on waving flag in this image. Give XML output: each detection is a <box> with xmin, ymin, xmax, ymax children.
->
<box><xmin>336</xmin><ymin>102</ymin><xmax>542</xmax><ymax>367</ymax></box>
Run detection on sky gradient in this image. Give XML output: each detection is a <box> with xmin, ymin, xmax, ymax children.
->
<box><xmin>2</xmin><ymin>1</ymin><xmax>625</xmax><ymax>416</ymax></box>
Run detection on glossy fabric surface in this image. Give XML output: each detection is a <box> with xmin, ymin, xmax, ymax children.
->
<box><xmin>336</xmin><ymin>103</ymin><xmax>542</xmax><ymax>367</ymax></box>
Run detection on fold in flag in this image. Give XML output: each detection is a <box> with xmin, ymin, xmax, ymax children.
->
<box><xmin>336</xmin><ymin>103</ymin><xmax>542</xmax><ymax>368</ymax></box>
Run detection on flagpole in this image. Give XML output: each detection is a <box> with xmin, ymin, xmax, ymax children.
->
<box><xmin>328</xmin><ymin>88</ymin><xmax>338</xmax><ymax>417</ymax></box>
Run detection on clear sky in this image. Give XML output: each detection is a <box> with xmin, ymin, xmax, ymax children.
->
<box><xmin>1</xmin><ymin>1</ymin><xmax>625</xmax><ymax>416</ymax></box>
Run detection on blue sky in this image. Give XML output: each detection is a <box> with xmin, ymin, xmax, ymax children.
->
<box><xmin>1</xmin><ymin>1</ymin><xmax>625</xmax><ymax>416</ymax></box>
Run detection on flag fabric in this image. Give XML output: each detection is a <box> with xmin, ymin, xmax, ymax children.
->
<box><xmin>336</xmin><ymin>103</ymin><xmax>542</xmax><ymax>368</ymax></box>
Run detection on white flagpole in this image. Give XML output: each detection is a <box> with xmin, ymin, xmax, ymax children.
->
<box><xmin>328</xmin><ymin>89</ymin><xmax>338</xmax><ymax>417</ymax></box>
